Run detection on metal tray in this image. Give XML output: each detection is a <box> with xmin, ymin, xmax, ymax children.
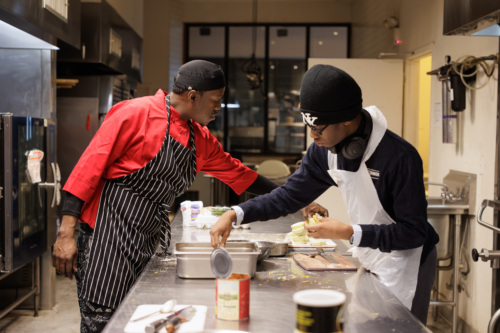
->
<box><xmin>227</xmin><ymin>233</ymin><xmax>290</xmax><ymax>257</ymax></box>
<box><xmin>174</xmin><ymin>242</ymin><xmax>259</xmax><ymax>279</ymax></box>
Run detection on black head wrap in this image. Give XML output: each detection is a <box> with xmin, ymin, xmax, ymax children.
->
<box><xmin>173</xmin><ymin>60</ymin><xmax>225</xmax><ymax>92</ymax></box>
<box><xmin>300</xmin><ymin>64</ymin><xmax>362</xmax><ymax>126</ymax></box>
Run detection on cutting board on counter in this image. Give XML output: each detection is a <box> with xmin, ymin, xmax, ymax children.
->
<box><xmin>124</xmin><ymin>304</ymin><xmax>207</xmax><ymax>333</ymax></box>
<box><xmin>293</xmin><ymin>253</ymin><xmax>357</xmax><ymax>271</ymax></box>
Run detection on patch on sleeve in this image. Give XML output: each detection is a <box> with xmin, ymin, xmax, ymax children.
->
<box><xmin>368</xmin><ymin>168</ymin><xmax>380</xmax><ymax>180</ymax></box>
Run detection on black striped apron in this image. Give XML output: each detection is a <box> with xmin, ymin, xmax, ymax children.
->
<box><xmin>80</xmin><ymin>95</ymin><xmax>196</xmax><ymax>308</ymax></box>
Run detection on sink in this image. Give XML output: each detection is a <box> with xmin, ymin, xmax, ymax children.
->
<box><xmin>427</xmin><ymin>197</ymin><xmax>469</xmax><ymax>215</ymax></box>
<box><xmin>427</xmin><ymin>197</ymin><xmax>469</xmax><ymax>260</ymax></box>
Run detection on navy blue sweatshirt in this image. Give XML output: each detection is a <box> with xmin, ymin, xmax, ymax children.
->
<box><xmin>239</xmin><ymin>114</ymin><xmax>439</xmax><ymax>265</ymax></box>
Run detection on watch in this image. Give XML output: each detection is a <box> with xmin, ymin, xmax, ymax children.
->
<box><xmin>349</xmin><ymin>234</ymin><xmax>354</xmax><ymax>245</ymax></box>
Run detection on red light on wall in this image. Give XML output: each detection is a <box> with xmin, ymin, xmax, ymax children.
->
<box><xmin>393</xmin><ymin>28</ymin><xmax>402</xmax><ymax>46</ymax></box>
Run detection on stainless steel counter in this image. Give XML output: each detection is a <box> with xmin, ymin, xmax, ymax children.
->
<box><xmin>103</xmin><ymin>212</ymin><xmax>431</xmax><ymax>333</ymax></box>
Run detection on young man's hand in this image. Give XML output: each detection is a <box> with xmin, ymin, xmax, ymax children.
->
<box><xmin>305</xmin><ymin>217</ymin><xmax>353</xmax><ymax>241</ymax></box>
<box><xmin>210</xmin><ymin>210</ymin><xmax>237</xmax><ymax>248</ymax></box>
<box><xmin>301</xmin><ymin>201</ymin><xmax>329</xmax><ymax>220</ymax></box>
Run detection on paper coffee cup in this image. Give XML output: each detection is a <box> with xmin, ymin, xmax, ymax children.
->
<box><xmin>293</xmin><ymin>289</ymin><xmax>345</xmax><ymax>333</ymax></box>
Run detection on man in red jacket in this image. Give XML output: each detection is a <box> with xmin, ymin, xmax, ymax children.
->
<box><xmin>52</xmin><ymin>60</ymin><xmax>282</xmax><ymax>332</ymax></box>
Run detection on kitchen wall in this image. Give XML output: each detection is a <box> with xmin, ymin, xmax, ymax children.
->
<box><xmin>399</xmin><ymin>0</ymin><xmax>498</xmax><ymax>332</ymax></box>
<box><xmin>137</xmin><ymin>0</ymin><xmax>173</xmax><ymax>97</ymax></box>
<box><xmin>82</xmin><ymin>0</ymin><xmax>144</xmax><ymax>37</ymax></box>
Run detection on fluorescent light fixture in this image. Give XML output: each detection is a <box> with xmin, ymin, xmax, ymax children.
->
<box><xmin>222</xmin><ymin>103</ymin><xmax>240</xmax><ymax>109</ymax></box>
<box><xmin>471</xmin><ymin>23</ymin><xmax>500</xmax><ymax>36</ymax></box>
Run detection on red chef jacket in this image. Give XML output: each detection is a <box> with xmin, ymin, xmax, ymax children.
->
<box><xmin>63</xmin><ymin>89</ymin><xmax>257</xmax><ymax>228</ymax></box>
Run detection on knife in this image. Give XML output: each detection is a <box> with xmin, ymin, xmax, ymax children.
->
<box><xmin>316</xmin><ymin>248</ymin><xmax>338</xmax><ymax>264</ymax></box>
<box><xmin>165</xmin><ymin>306</ymin><xmax>196</xmax><ymax>333</ymax></box>
<box><xmin>144</xmin><ymin>306</ymin><xmax>194</xmax><ymax>333</ymax></box>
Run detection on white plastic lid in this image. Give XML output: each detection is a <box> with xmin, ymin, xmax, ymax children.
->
<box><xmin>293</xmin><ymin>289</ymin><xmax>346</xmax><ymax>307</ymax></box>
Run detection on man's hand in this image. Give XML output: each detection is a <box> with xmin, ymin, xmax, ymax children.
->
<box><xmin>52</xmin><ymin>215</ymin><xmax>78</xmax><ymax>279</ymax></box>
<box><xmin>304</xmin><ymin>217</ymin><xmax>353</xmax><ymax>240</ymax></box>
<box><xmin>302</xmin><ymin>201</ymin><xmax>329</xmax><ymax>220</ymax></box>
<box><xmin>210</xmin><ymin>210</ymin><xmax>237</xmax><ymax>248</ymax></box>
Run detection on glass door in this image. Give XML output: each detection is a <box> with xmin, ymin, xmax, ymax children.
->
<box><xmin>1</xmin><ymin>115</ymin><xmax>47</xmax><ymax>271</ymax></box>
<box><xmin>268</xmin><ymin>26</ymin><xmax>306</xmax><ymax>154</ymax></box>
<box><xmin>185</xmin><ymin>23</ymin><xmax>349</xmax><ymax>156</ymax></box>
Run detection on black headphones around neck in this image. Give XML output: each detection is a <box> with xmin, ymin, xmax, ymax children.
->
<box><xmin>340</xmin><ymin>109</ymin><xmax>373</xmax><ymax>160</ymax></box>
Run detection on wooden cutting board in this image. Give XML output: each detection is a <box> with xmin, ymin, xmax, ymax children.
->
<box><xmin>293</xmin><ymin>253</ymin><xmax>357</xmax><ymax>271</ymax></box>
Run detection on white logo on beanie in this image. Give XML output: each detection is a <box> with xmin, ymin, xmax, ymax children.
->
<box><xmin>301</xmin><ymin>112</ymin><xmax>318</xmax><ymax>126</ymax></box>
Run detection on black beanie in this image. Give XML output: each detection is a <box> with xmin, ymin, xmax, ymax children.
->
<box><xmin>300</xmin><ymin>64</ymin><xmax>362</xmax><ymax>126</ymax></box>
<box><xmin>173</xmin><ymin>59</ymin><xmax>225</xmax><ymax>92</ymax></box>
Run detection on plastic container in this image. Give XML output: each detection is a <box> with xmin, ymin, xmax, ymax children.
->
<box><xmin>293</xmin><ymin>289</ymin><xmax>345</xmax><ymax>333</ymax></box>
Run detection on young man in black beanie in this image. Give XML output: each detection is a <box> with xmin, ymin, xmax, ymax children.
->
<box><xmin>52</xmin><ymin>59</ymin><xmax>284</xmax><ymax>332</ymax></box>
<box><xmin>211</xmin><ymin>64</ymin><xmax>439</xmax><ymax>325</ymax></box>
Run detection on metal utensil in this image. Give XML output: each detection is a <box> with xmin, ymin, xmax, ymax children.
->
<box><xmin>145</xmin><ymin>306</ymin><xmax>194</xmax><ymax>333</ymax></box>
<box><xmin>317</xmin><ymin>247</ymin><xmax>338</xmax><ymax>264</ymax></box>
<box><xmin>131</xmin><ymin>299</ymin><xmax>177</xmax><ymax>322</ymax></box>
<box><xmin>165</xmin><ymin>306</ymin><xmax>196</xmax><ymax>333</ymax></box>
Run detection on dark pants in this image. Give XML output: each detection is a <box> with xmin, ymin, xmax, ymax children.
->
<box><xmin>76</xmin><ymin>223</ymin><xmax>116</xmax><ymax>333</ymax></box>
<box><xmin>411</xmin><ymin>246</ymin><xmax>437</xmax><ymax>325</ymax></box>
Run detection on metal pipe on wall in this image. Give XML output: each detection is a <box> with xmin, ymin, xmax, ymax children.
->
<box><xmin>441</xmin><ymin>78</ymin><xmax>456</xmax><ymax>143</ymax></box>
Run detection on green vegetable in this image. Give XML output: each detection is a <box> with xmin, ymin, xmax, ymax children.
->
<box><xmin>210</xmin><ymin>206</ymin><xmax>231</xmax><ymax>216</ymax></box>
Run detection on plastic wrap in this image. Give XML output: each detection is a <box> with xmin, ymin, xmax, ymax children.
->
<box><xmin>343</xmin><ymin>268</ymin><xmax>431</xmax><ymax>333</ymax></box>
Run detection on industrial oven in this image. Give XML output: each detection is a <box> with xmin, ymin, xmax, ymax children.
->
<box><xmin>0</xmin><ymin>115</ymin><xmax>53</xmax><ymax>272</ymax></box>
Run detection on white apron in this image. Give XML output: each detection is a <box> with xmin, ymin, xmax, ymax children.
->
<box><xmin>327</xmin><ymin>106</ymin><xmax>422</xmax><ymax>310</ymax></box>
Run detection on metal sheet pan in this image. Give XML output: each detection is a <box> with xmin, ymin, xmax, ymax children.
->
<box><xmin>174</xmin><ymin>242</ymin><xmax>259</xmax><ymax>279</ymax></box>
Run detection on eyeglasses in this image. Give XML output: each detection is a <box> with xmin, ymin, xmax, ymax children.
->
<box><xmin>309</xmin><ymin>124</ymin><xmax>330</xmax><ymax>136</ymax></box>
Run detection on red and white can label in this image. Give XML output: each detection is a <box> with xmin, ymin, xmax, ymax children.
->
<box><xmin>215</xmin><ymin>273</ymin><xmax>250</xmax><ymax>321</ymax></box>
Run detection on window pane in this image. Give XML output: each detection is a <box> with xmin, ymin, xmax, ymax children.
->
<box><xmin>227</xmin><ymin>26</ymin><xmax>266</xmax><ymax>153</ymax></box>
<box><xmin>269</xmin><ymin>26</ymin><xmax>306</xmax><ymax>154</ymax></box>
<box><xmin>309</xmin><ymin>26</ymin><xmax>348</xmax><ymax>58</ymax></box>
<box><xmin>187</xmin><ymin>26</ymin><xmax>225</xmax><ymax>145</ymax></box>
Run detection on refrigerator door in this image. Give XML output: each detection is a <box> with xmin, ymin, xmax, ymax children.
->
<box><xmin>1</xmin><ymin>115</ymin><xmax>47</xmax><ymax>271</ymax></box>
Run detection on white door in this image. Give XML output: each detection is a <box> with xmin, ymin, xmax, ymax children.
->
<box><xmin>305</xmin><ymin>58</ymin><xmax>404</xmax><ymax>225</ymax></box>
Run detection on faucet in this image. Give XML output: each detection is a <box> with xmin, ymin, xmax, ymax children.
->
<box><xmin>424</xmin><ymin>182</ymin><xmax>460</xmax><ymax>203</ymax></box>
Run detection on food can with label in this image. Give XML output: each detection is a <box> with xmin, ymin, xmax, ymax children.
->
<box><xmin>211</xmin><ymin>247</ymin><xmax>250</xmax><ymax>321</ymax></box>
<box><xmin>215</xmin><ymin>273</ymin><xmax>250</xmax><ymax>321</ymax></box>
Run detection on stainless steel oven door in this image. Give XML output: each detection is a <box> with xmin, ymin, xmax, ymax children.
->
<box><xmin>1</xmin><ymin>115</ymin><xmax>47</xmax><ymax>272</ymax></box>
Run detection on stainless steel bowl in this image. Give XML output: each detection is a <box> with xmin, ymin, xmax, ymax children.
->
<box><xmin>269</xmin><ymin>241</ymin><xmax>289</xmax><ymax>257</ymax></box>
<box><xmin>253</xmin><ymin>241</ymin><xmax>276</xmax><ymax>262</ymax></box>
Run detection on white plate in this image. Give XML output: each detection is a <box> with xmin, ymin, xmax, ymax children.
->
<box><xmin>287</xmin><ymin>238</ymin><xmax>337</xmax><ymax>248</ymax></box>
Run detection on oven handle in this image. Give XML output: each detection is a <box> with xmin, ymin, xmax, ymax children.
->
<box><xmin>477</xmin><ymin>199</ymin><xmax>500</xmax><ymax>234</ymax></box>
<box><xmin>38</xmin><ymin>162</ymin><xmax>61</xmax><ymax>208</ymax></box>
